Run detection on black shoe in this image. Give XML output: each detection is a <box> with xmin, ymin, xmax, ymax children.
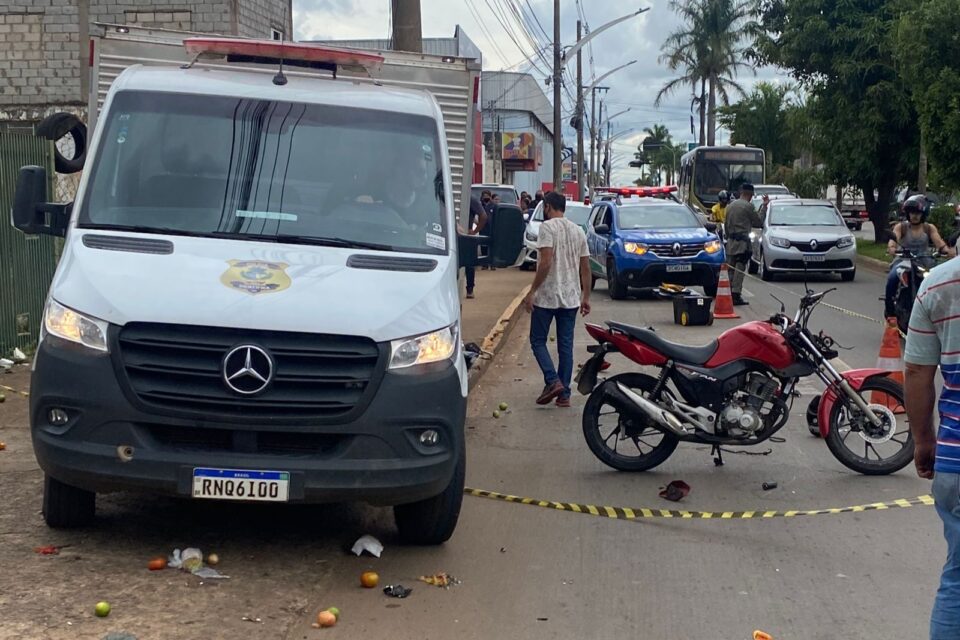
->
<box><xmin>732</xmin><ymin>294</ymin><xmax>749</xmax><ymax>306</ymax></box>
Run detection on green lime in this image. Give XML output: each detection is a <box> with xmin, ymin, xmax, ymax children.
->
<box><xmin>492</xmin><ymin>410</ymin><xmax>501</xmax><ymax>419</ymax></box>
<box><xmin>499</xmin><ymin>402</ymin><xmax>509</xmax><ymax>411</ymax></box>
<box><xmin>94</xmin><ymin>601</ymin><xmax>111</xmax><ymax>617</ymax></box>
<box><xmin>327</xmin><ymin>607</ymin><xmax>341</xmax><ymax>620</ymax></box>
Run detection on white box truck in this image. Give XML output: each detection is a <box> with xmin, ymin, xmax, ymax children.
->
<box><xmin>12</xmin><ymin>27</ymin><xmax>522</xmax><ymax>544</ymax></box>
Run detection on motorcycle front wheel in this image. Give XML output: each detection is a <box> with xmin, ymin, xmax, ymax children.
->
<box><xmin>824</xmin><ymin>376</ymin><xmax>914</xmax><ymax>475</ymax></box>
<box><xmin>582</xmin><ymin>373</ymin><xmax>679</xmax><ymax>472</ymax></box>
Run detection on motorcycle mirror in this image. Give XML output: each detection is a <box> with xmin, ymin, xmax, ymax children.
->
<box><xmin>771</xmin><ymin>293</ymin><xmax>786</xmax><ymax>313</ymax></box>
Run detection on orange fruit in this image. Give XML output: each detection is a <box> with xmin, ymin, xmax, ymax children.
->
<box><xmin>360</xmin><ymin>571</ymin><xmax>379</xmax><ymax>588</ymax></box>
<box><xmin>147</xmin><ymin>557</ymin><xmax>167</xmax><ymax>571</ymax></box>
<box><xmin>317</xmin><ymin>610</ymin><xmax>337</xmax><ymax>627</ymax></box>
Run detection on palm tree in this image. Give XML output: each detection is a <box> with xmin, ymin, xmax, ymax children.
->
<box><xmin>656</xmin><ymin>0</ymin><xmax>757</xmax><ymax>146</ymax></box>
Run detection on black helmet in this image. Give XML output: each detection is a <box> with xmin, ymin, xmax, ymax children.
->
<box><xmin>718</xmin><ymin>190</ymin><xmax>730</xmax><ymax>203</ymax></box>
<box><xmin>903</xmin><ymin>194</ymin><xmax>929</xmax><ymax>220</ymax></box>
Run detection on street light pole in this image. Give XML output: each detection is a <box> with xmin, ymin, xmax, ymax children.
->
<box><xmin>576</xmin><ymin>20</ymin><xmax>584</xmax><ymax>201</ymax></box>
<box><xmin>552</xmin><ymin>0</ymin><xmax>562</xmax><ymax>191</ymax></box>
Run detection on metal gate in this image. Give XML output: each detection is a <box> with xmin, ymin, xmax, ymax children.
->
<box><xmin>0</xmin><ymin>131</ymin><xmax>58</xmax><ymax>355</ymax></box>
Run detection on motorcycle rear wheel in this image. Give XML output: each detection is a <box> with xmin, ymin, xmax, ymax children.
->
<box><xmin>583</xmin><ymin>373</ymin><xmax>679</xmax><ymax>472</ymax></box>
<box><xmin>824</xmin><ymin>377</ymin><xmax>914</xmax><ymax>475</ymax></box>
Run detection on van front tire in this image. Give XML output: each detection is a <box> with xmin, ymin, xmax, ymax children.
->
<box><xmin>43</xmin><ymin>474</ymin><xmax>95</xmax><ymax>528</ymax></box>
<box><xmin>394</xmin><ymin>448</ymin><xmax>465</xmax><ymax>545</ymax></box>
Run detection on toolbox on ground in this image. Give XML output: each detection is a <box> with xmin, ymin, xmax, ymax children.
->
<box><xmin>672</xmin><ymin>294</ymin><xmax>714</xmax><ymax>326</ymax></box>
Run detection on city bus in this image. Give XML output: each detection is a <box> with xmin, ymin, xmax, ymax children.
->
<box><xmin>678</xmin><ymin>146</ymin><xmax>766</xmax><ymax>216</ymax></box>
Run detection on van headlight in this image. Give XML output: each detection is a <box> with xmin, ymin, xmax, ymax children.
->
<box><xmin>43</xmin><ymin>299</ymin><xmax>109</xmax><ymax>352</ymax></box>
<box><xmin>389</xmin><ymin>325</ymin><xmax>458</xmax><ymax>369</ymax></box>
<box><xmin>704</xmin><ymin>240</ymin><xmax>722</xmax><ymax>254</ymax></box>
<box><xmin>837</xmin><ymin>236</ymin><xmax>855</xmax><ymax>248</ymax></box>
<box><xmin>623</xmin><ymin>242</ymin><xmax>648</xmax><ymax>255</ymax></box>
<box><xmin>525</xmin><ymin>230</ymin><xmax>538</xmax><ymax>242</ymax></box>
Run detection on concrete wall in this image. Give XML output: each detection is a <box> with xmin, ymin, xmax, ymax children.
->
<box><xmin>0</xmin><ymin>0</ymin><xmax>292</xmax><ymax>119</ymax></box>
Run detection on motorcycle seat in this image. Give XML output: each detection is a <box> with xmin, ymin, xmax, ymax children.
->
<box><xmin>606</xmin><ymin>321</ymin><xmax>718</xmax><ymax>365</ymax></box>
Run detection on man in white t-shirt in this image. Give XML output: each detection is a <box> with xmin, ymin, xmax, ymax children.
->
<box><xmin>522</xmin><ymin>191</ymin><xmax>592</xmax><ymax>407</ymax></box>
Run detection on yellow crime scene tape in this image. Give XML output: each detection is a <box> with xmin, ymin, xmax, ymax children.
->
<box><xmin>465</xmin><ymin>487</ymin><xmax>934</xmax><ymax>520</ymax></box>
<box><xmin>0</xmin><ymin>384</ymin><xmax>30</xmax><ymax>398</ymax></box>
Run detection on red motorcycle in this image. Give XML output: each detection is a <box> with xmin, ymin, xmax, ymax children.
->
<box><xmin>576</xmin><ymin>288</ymin><xmax>913</xmax><ymax>475</ymax></box>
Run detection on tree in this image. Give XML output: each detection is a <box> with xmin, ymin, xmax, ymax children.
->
<box><xmin>896</xmin><ymin>0</ymin><xmax>960</xmax><ymax>191</ymax></box>
<box><xmin>755</xmin><ymin>0</ymin><xmax>919</xmax><ymax>242</ymax></box>
<box><xmin>716</xmin><ymin>82</ymin><xmax>795</xmax><ymax>169</ymax></box>
<box><xmin>657</xmin><ymin>0</ymin><xmax>757</xmax><ymax>146</ymax></box>
<box><xmin>630</xmin><ymin>125</ymin><xmax>681</xmax><ymax>185</ymax></box>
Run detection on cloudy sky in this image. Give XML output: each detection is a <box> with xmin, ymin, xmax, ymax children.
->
<box><xmin>292</xmin><ymin>0</ymin><xmax>787</xmax><ymax>185</ymax></box>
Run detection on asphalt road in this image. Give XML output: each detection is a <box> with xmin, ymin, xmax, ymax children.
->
<box><xmin>0</xmin><ymin>263</ymin><xmax>938</xmax><ymax>640</ymax></box>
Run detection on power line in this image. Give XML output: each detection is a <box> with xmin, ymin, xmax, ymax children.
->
<box><xmin>464</xmin><ymin>0</ymin><xmax>512</xmax><ymax>67</ymax></box>
<box><xmin>483</xmin><ymin>0</ymin><xmax>550</xmax><ymax>77</ymax></box>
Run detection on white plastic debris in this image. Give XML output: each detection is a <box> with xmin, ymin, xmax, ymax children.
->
<box><xmin>11</xmin><ymin>348</ymin><xmax>27</xmax><ymax>363</ymax></box>
<box><xmin>0</xmin><ymin>358</ymin><xmax>12</xmax><ymax>370</ymax></box>
<box><xmin>167</xmin><ymin>548</ymin><xmax>229</xmax><ymax>579</ymax></box>
<box><xmin>351</xmin><ymin>534</ymin><xmax>383</xmax><ymax>558</ymax></box>
<box><xmin>193</xmin><ymin>566</ymin><xmax>229</xmax><ymax>579</ymax></box>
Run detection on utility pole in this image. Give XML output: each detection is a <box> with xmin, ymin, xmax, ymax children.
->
<box><xmin>605</xmin><ymin>121</ymin><xmax>612</xmax><ymax>186</ymax></box>
<box><xmin>390</xmin><ymin>0</ymin><xmax>422</xmax><ymax>53</ymax></box>
<box><xmin>552</xmin><ymin>0</ymin><xmax>562</xmax><ymax>191</ymax></box>
<box><xmin>589</xmin><ymin>86</ymin><xmax>608</xmax><ymax>199</ymax></box>
<box><xmin>575</xmin><ymin>20</ymin><xmax>584</xmax><ymax>201</ymax></box>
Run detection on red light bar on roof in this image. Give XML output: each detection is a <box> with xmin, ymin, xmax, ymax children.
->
<box><xmin>607</xmin><ymin>185</ymin><xmax>679</xmax><ymax>197</ymax></box>
<box><xmin>183</xmin><ymin>37</ymin><xmax>385</xmax><ymax>74</ymax></box>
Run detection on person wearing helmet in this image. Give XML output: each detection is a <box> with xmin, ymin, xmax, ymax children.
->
<box><xmin>711</xmin><ymin>190</ymin><xmax>730</xmax><ymax>224</ymax></box>
<box><xmin>884</xmin><ymin>194</ymin><xmax>954</xmax><ymax>319</ymax></box>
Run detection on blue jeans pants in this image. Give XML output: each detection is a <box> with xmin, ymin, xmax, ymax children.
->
<box><xmin>529</xmin><ymin>306</ymin><xmax>578</xmax><ymax>399</ymax></box>
<box><xmin>932</xmin><ymin>472</ymin><xmax>960</xmax><ymax>639</ymax></box>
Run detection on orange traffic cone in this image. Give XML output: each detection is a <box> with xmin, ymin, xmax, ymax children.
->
<box><xmin>873</xmin><ymin>319</ymin><xmax>905</xmax><ymax>412</ymax></box>
<box><xmin>712</xmin><ymin>264</ymin><xmax>740</xmax><ymax>319</ymax></box>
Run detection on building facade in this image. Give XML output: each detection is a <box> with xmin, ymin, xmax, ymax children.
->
<box><xmin>0</xmin><ymin>0</ymin><xmax>292</xmax><ymax>120</ymax></box>
<box><xmin>481</xmin><ymin>71</ymin><xmax>554</xmax><ymax>196</ymax></box>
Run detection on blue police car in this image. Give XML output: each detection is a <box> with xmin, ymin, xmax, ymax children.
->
<box><xmin>586</xmin><ymin>189</ymin><xmax>725</xmax><ymax>299</ymax></box>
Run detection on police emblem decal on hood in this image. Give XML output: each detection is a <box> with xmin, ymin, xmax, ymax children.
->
<box><xmin>220</xmin><ymin>260</ymin><xmax>291</xmax><ymax>295</ymax></box>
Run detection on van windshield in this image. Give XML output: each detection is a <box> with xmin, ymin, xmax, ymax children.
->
<box><xmin>80</xmin><ymin>91</ymin><xmax>448</xmax><ymax>254</ymax></box>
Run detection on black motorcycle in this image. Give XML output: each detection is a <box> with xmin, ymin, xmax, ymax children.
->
<box><xmin>890</xmin><ymin>246</ymin><xmax>943</xmax><ymax>336</ymax></box>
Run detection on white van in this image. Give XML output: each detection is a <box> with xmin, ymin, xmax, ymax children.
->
<box><xmin>13</xmin><ymin>37</ymin><xmax>521</xmax><ymax>545</ymax></box>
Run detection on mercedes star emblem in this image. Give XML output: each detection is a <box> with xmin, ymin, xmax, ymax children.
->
<box><xmin>222</xmin><ymin>345</ymin><xmax>274</xmax><ymax>395</ymax></box>
<box><xmin>672</xmin><ymin>242</ymin><xmax>682</xmax><ymax>256</ymax></box>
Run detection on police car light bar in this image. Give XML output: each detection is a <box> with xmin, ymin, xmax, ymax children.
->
<box><xmin>607</xmin><ymin>186</ymin><xmax>679</xmax><ymax>196</ymax></box>
<box><xmin>183</xmin><ymin>38</ymin><xmax>385</xmax><ymax>75</ymax></box>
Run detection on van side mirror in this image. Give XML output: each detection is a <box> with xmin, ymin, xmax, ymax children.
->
<box><xmin>704</xmin><ymin>222</ymin><xmax>718</xmax><ymax>233</ymax></box>
<box><xmin>12</xmin><ymin>166</ymin><xmax>69</xmax><ymax>237</ymax></box>
<box><xmin>595</xmin><ymin>224</ymin><xmax>610</xmax><ymax>235</ymax></box>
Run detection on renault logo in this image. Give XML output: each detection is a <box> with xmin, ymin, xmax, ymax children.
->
<box><xmin>222</xmin><ymin>345</ymin><xmax>273</xmax><ymax>395</ymax></box>
<box><xmin>672</xmin><ymin>242</ymin><xmax>682</xmax><ymax>256</ymax></box>
<box><xmin>810</xmin><ymin>239</ymin><xmax>818</xmax><ymax>251</ymax></box>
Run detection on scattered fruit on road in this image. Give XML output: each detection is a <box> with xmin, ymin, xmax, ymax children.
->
<box><xmin>147</xmin><ymin>557</ymin><xmax>167</xmax><ymax>571</ymax></box>
<box><xmin>498</xmin><ymin>402</ymin><xmax>509</xmax><ymax>411</ymax></box>
<box><xmin>316</xmin><ymin>610</ymin><xmax>337</xmax><ymax>627</ymax></box>
<box><xmin>326</xmin><ymin>606</ymin><xmax>340</xmax><ymax>620</ymax></box>
<box><xmin>206</xmin><ymin>553</ymin><xmax>219</xmax><ymax>566</ymax></box>
<box><xmin>94</xmin><ymin>601</ymin><xmax>111</xmax><ymax>617</ymax></box>
<box><xmin>360</xmin><ymin>571</ymin><xmax>379</xmax><ymax>588</ymax></box>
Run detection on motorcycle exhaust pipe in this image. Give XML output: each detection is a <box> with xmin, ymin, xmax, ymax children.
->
<box><xmin>611</xmin><ymin>382</ymin><xmax>691</xmax><ymax>436</ymax></box>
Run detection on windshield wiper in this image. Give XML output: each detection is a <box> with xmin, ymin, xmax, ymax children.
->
<box><xmin>210</xmin><ymin>232</ymin><xmax>396</xmax><ymax>252</ymax></box>
<box><xmin>80</xmin><ymin>224</ymin><xmax>199</xmax><ymax>237</ymax></box>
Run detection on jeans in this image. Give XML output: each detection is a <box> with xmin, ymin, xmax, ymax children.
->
<box><xmin>529</xmin><ymin>306</ymin><xmax>578</xmax><ymax>399</ymax></box>
<box><xmin>885</xmin><ymin>266</ymin><xmax>900</xmax><ymax>317</ymax></box>
<box><xmin>465</xmin><ymin>266</ymin><xmax>475</xmax><ymax>292</ymax></box>
<box><xmin>932</xmin><ymin>472</ymin><xmax>960</xmax><ymax>639</ymax></box>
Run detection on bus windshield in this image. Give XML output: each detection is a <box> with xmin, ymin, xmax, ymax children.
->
<box><xmin>695</xmin><ymin>161</ymin><xmax>764</xmax><ymax>200</ymax></box>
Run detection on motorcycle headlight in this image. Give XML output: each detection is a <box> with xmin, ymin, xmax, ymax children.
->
<box><xmin>43</xmin><ymin>299</ymin><xmax>109</xmax><ymax>352</ymax></box>
<box><xmin>525</xmin><ymin>230</ymin><xmax>538</xmax><ymax>242</ymax></box>
<box><xmin>837</xmin><ymin>236</ymin><xmax>855</xmax><ymax>248</ymax></box>
<box><xmin>704</xmin><ymin>240</ymin><xmax>722</xmax><ymax>254</ymax></box>
<box><xmin>748</xmin><ymin>231</ymin><xmax>757</xmax><ymax>241</ymax></box>
<box><xmin>623</xmin><ymin>242</ymin><xmax>648</xmax><ymax>255</ymax></box>
<box><xmin>389</xmin><ymin>325</ymin><xmax>458</xmax><ymax>369</ymax></box>
<box><xmin>769</xmin><ymin>236</ymin><xmax>791</xmax><ymax>249</ymax></box>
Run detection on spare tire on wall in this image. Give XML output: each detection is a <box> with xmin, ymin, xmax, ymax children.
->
<box><xmin>35</xmin><ymin>112</ymin><xmax>87</xmax><ymax>174</ymax></box>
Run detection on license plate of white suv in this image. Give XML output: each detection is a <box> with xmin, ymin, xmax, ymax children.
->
<box><xmin>192</xmin><ymin>468</ymin><xmax>290</xmax><ymax>502</ymax></box>
<box><xmin>802</xmin><ymin>254</ymin><xmax>826</xmax><ymax>262</ymax></box>
<box><xmin>666</xmin><ymin>263</ymin><xmax>693</xmax><ymax>272</ymax></box>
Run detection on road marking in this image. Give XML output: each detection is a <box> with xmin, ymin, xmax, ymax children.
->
<box><xmin>465</xmin><ymin>487</ymin><xmax>933</xmax><ymax>520</ymax></box>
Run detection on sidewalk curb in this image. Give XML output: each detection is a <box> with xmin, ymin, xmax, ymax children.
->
<box><xmin>857</xmin><ymin>253</ymin><xmax>891</xmax><ymax>272</ymax></box>
<box><xmin>467</xmin><ymin>284</ymin><xmax>531</xmax><ymax>391</ymax></box>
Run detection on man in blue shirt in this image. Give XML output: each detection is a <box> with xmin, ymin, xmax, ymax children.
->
<box><xmin>905</xmin><ymin>255</ymin><xmax>960</xmax><ymax>639</ymax></box>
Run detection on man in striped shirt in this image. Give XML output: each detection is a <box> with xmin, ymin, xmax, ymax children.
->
<box><xmin>905</xmin><ymin>257</ymin><xmax>960</xmax><ymax>639</ymax></box>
